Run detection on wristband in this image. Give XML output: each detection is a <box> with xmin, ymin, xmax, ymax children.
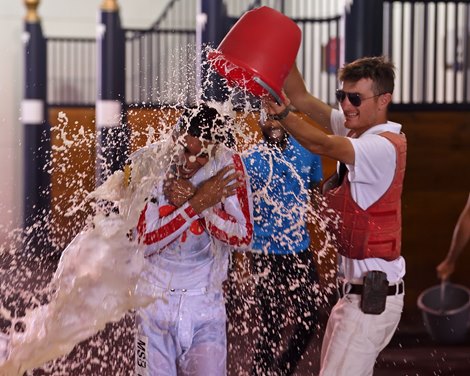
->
<box><xmin>268</xmin><ymin>107</ymin><xmax>290</xmax><ymax>121</ymax></box>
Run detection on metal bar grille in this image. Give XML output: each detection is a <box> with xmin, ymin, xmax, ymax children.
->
<box><xmin>124</xmin><ymin>28</ymin><xmax>197</xmax><ymax>107</ymax></box>
<box><xmin>384</xmin><ymin>0</ymin><xmax>470</xmax><ymax>107</ymax></box>
<box><xmin>44</xmin><ymin>0</ymin><xmax>470</xmax><ymax>109</ymax></box>
<box><xmin>47</xmin><ymin>38</ymin><xmax>96</xmax><ymax>107</ymax></box>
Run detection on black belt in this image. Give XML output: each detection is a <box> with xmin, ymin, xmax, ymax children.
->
<box><xmin>346</xmin><ymin>281</ymin><xmax>404</xmax><ymax>296</ymax></box>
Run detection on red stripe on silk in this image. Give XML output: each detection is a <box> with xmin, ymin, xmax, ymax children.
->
<box><xmin>207</xmin><ymin>155</ymin><xmax>253</xmax><ymax>246</ymax></box>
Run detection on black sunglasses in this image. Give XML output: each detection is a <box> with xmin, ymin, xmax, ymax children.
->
<box><xmin>335</xmin><ymin>89</ymin><xmax>385</xmax><ymax>107</ymax></box>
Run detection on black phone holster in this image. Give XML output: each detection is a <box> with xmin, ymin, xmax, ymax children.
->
<box><xmin>361</xmin><ymin>270</ymin><xmax>388</xmax><ymax>315</ymax></box>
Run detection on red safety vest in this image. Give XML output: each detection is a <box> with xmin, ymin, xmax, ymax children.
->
<box><xmin>323</xmin><ymin>132</ymin><xmax>407</xmax><ymax>260</ymax></box>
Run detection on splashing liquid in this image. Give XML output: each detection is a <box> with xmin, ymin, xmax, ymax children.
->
<box><xmin>0</xmin><ymin>137</ymin><xmax>178</xmax><ymax>375</ymax></box>
<box><xmin>0</xmin><ymin>45</ymin><xmax>338</xmax><ymax>375</ymax></box>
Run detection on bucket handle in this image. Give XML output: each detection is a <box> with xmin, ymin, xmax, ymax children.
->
<box><xmin>253</xmin><ymin>76</ymin><xmax>282</xmax><ymax>105</ymax></box>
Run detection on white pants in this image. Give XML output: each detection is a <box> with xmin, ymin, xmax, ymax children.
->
<box><xmin>0</xmin><ymin>332</ymin><xmax>8</xmax><ymax>365</ymax></box>
<box><xmin>135</xmin><ymin>290</ymin><xmax>227</xmax><ymax>376</ymax></box>
<box><xmin>320</xmin><ymin>293</ymin><xmax>404</xmax><ymax>376</ymax></box>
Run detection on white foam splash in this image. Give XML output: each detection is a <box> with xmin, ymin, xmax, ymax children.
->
<box><xmin>0</xmin><ymin>139</ymin><xmax>173</xmax><ymax>376</ymax></box>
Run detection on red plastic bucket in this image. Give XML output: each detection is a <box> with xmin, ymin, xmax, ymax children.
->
<box><xmin>208</xmin><ymin>6</ymin><xmax>301</xmax><ymax>104</ymax></box>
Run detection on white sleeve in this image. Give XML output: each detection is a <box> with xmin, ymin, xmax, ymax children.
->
<box><xmin>203</xmin><ymin>154</ymin><xmax>253</xmax><ymax>249</ymax></box>
<box><xmin>330</xmin><ymin>108</ymin><xmax>348</xmax><ymax>136</ymax></box>
<box><xmin>137</xmin><ymin>200</ymin><xmax>199</xmax><ymax>250</ymax></box>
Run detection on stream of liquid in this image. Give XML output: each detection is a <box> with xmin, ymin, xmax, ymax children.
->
<box><xmin>0</xmin><ymin>135</ymin><xmax>179</xmax><ymax>375</ymax></box>
<box><xmin>439</xmin><ymin>280</ymin><xmax>448</xmax><ymax>313</ymax></box>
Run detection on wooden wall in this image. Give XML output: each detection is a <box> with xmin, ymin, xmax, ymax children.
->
<box><xmin>48</xmin><ymin>107</ymin><xmax>470</xmax><ymax>328</ymax></box>
<box><xmin>389</xmin><ymin>111</ymin><xmax>470</xmax><ymax>326</ymax></box>
<box><xmin>48</xmin><ymin>107</ymin><xmax>96</xmax><ymax>248</ymax></box>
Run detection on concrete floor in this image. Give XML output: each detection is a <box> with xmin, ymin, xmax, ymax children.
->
<box><xmin>227</xmin><ymin>320</ymin><xmax>470</xmax><ymax>375</ymax></box>
<box><xmin>28</xmin><ymin>316</ymin><xmax>470</xmax><ymax>376</ymax></box>
<box><xmin>224</xmin><ymin>282</ymin><xmax>470</xmax><ymax>376</ymax></box>
<box><xmin>2</xmin><ymin>251</ymin><xmax>470</xmax><ymax>375</ymax></box>
<box><xmin>374</xmin><ymin>329</ymin><xmax>470</xmax><ymax>376</ymax></box>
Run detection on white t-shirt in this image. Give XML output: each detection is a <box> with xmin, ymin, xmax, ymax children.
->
<box><xmin>330</xmin><ymin>109</ymin><xmax>406</xmax><ymax>284</ymax></box>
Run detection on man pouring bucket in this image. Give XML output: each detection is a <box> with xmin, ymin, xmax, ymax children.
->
<box><xmin>209</xmin><ymin>6</ymin><xmax>406</xmax><ymax>376</ymax></box>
